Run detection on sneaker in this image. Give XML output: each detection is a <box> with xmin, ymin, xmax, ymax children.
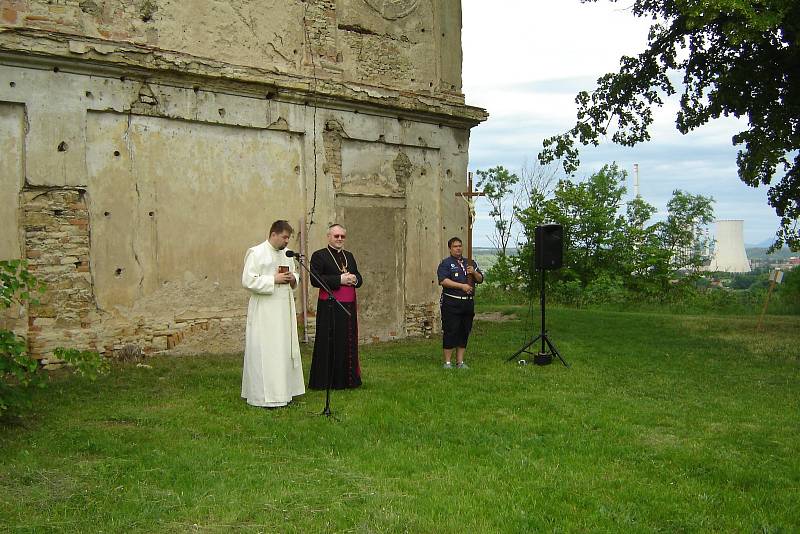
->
<box><xmin>442</xmin><ymin>362</ymin><xmax>453</xmax><ymax>369</ymax></box>
<box><xmin>456</xmin><ymin>362</ymin><xmax>469</xmax><ymax>369</ymax></box>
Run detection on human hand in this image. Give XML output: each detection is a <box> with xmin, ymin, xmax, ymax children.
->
<box><xmin>276</xmin><ymin>271</ymin><xmax>294</xmax><ymax>284</ymax></box>
<box><xmin>463</xmin><ymin>283</ymin><xmax>474</xmax><ymax>294</ymax></box>
<box><xmin>466</xmin><ymin>264</ymin><xmax>475</xmax><ymax>275</ymax></box>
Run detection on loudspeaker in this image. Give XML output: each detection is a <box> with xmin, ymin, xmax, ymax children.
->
<box><xmin>534</xmin><ymin>224</ymin><xmax>563</xmax><ymax>270</ymax></box>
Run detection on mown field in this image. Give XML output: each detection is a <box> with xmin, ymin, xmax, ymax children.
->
<box><xmin>1</xmin><ymin>306</ymin><xmax>798</xmax><ymax>532</ymax></box>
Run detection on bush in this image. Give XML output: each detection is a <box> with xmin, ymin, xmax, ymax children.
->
<box><xmin>479</xmin><ymin>249</ymin><xmax>800</xmax><ymax>316</ymax></box>
<box><xmin>1</xmin><ymin>260</ymin><xmax>108</xmax><ymax>419</ymax></box>
<box><xmin>478</xmin><ymin>284</ymin><xmax>528</xmax><ymax>305</ymax></box>
<box><xmin>729</xmin><ymin>272</ymin><xmax>759</xmax><ymax>290</ymax></box>
<box><xmin>1</xmin><ymin>260</ymin><xmax>45</xmax><ymax>417</ymax></box>
<box><xmin>53</xmin><ymin>347</ymin><xmax>110</xmax><ymax>380</ymax></box>
<box><xmin>549</xmin><ymin>280</ymin><xmax>584</xmax><ymax>307</ymax></box>
<box><xmin>583</xmin><ymin>274</ymin><xmax>628</xmax><ymax>306</ymax></box>
<box><xmin>772</xmin><ymin>266</ymin><xmax>800</xmax><ymax>314</ymax></box>
<box><xmin>483</xmin><ymin>254</ymin><xmax>517</xmax><ymax>291</ymax></box>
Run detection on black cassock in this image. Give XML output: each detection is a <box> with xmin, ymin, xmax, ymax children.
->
<box><xmin>308</xmin><ymin>246</ymin><xmax>363</xmax><ymax>390</ymax></box>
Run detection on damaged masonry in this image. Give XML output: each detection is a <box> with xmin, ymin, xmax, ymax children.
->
<box><xmin>0</xmin><ymin>0</ymin><xmax>487</xmax><ymax>365</ymax></box>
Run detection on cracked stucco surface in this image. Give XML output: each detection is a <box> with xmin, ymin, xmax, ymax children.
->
<box><xmin>0</xmin><ymin>0</ymin><xmax>486</xmax><ymax>359</ymax></box>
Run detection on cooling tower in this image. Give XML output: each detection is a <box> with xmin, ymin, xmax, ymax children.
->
<box><xmin>706</xmin><ymin>219</ymin><xmax>751</xmax><ymax>273</ymax></box>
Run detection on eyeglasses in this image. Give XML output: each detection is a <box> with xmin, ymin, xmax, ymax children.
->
<box><xmin>332</xmin><ymin>234</ymin><xmax>346</xmax><ymax>239</ymax></box>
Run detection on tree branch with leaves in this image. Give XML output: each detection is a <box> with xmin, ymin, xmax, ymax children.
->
<box><xmin>540</xmin><ymin>0</ymin><xmax>800</xmax><ymax>250</ymax></box>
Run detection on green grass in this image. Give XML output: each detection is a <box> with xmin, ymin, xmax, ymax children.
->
<box><xmin>2</xmin><ymin>307</ymin><xmax>799</xmax><ymax>532</ymax></box>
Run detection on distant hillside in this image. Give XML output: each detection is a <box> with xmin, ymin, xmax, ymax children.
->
<box><xmin>746</xmin><ymin>247</ymin><xmax>795</xmax><ymax>260</ymax></box>
<box><xmin>472</xmin><ymin>247</ymin><xmax>517</xmax><ymax>271</ymax></box>
<box><xmin>474</xmin><ymin>247</ymin><xmax>518</xmax><ymax>255</ymax></box>
<box><xmin>746</xmin><ymin>237</ymin><xmax>787</xmax><ymax>248</ymax></box>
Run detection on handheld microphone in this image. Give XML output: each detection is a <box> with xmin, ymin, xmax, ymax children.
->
<box><xmin>285</xmin><ymin>250</ymin><xmax>303</xmax><ymax>258</ymax></box>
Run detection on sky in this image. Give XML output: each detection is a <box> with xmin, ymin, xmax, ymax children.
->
<box><xmin>461</xmin><ymin>0</ymin><xmax>782</xmax><ymax>248</ymax></box>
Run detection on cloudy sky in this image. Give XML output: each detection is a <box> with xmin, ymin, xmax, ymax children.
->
<box><xmin>461</xmin><ymin>0</ymin><xmax>781</xmax><ymax>248</ymax></box>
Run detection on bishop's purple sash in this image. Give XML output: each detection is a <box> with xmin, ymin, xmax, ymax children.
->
<box><xmin>319</xmin><ymin>286</ymin><xmax>356</xmax><ymax>303</ymax></box>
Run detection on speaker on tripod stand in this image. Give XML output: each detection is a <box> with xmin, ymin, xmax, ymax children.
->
<box><xmin>508</xmin><ymin>223</ymin><xmax>569</xmax><ymax>367</ymax></box>
<box><xmin>534</xmin><ymin>223</ymin><xmax>563</xmax><ymax>271</ymax></box>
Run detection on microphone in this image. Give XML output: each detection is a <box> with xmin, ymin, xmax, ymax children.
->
<box><xmin>285</xmin><ymin>250</ymin><xmax>304</xmax><ymax>258</ymax></box>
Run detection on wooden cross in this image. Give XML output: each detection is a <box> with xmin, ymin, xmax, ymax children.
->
<box><xmin>455</xmin><ymin>171</ymin><xmax>485</xmax><ymax>282</ymax></box>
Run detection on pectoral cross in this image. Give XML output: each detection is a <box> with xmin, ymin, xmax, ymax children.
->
<box><xmin>455</xmin><ymin>172</ymin><xmax>485</xmax><ymax>282</ymax></box>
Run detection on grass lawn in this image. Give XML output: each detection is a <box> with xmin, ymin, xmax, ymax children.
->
<box><xmin>1</xmin><ymin>306</ymin><xmax>798</xmax><ymax>532</ymax></box>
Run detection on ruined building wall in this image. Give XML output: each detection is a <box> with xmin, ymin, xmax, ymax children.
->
<box><xmin>0</xmin><ymin>0</ymin><xmax>486</xmax><ymax>362</ymax></box>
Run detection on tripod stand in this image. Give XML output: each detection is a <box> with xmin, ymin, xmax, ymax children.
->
<box><xmin>290</xmin><ymin>252</ymin><xmax>351</xmax><ymax>417</ymax></box>
<box><xmin>508</xmin><ymin>267</ymin><xmax>569</xmax><ymax>367</ymax></box>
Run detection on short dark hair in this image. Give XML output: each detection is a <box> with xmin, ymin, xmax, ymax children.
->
<box><xmin>447</xmin><ymin>236</ymin><xmax>462</xmax><ymax>248</ymax></box>
<box><xmin>269</xmin><ymin>220</ymin><xmax>294</xmax><ymax>236</ymax></box>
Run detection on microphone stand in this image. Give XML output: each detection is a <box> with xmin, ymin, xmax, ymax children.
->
<box><xmin>289</xmin><ymin>252</ymin><xmax>351</xmax><ymax>418</ymax></box>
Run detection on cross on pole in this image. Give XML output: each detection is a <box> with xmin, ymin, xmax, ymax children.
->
<box><xmin>455</xmin><ymin>171</ymin><xmax>485</xmax><ymax>283</ymax></box>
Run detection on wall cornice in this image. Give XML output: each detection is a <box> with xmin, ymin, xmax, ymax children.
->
<box><xmin>0</xmin><ymin>28</ymin><xmax>488</xmax><ymax>129</ymax></box>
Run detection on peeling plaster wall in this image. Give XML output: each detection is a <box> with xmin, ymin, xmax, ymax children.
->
<box><xmin>0</xmin><ymin>102</ymin><xmax>26</xmax><ymax>335</ymax></box>
<box><xmin>0</xmin><ymin>0</ymin><xmax>486</xmax><ymax>360</ymax></box>
<box><xmin>0</xmin><ymin>0</ymin><xmax>468</xmax><ymax>98</ymax></box>
<box><xmin>85</xmin><ymin>112</ymin><xmax>306</xmax><ymax>310</ymax></box>
<box><xmin>0</xmin><ymin>102</ymin><xmax>25</xmax><ymax>260</ymax></box>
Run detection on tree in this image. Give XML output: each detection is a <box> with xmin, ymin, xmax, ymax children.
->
<box><xmin>778</xmin><ymin>265</ymin><xmax>800</xmax><ymax>309</ymax></box>
<box><xmin>658</xmin><ymin>190</ymin><xmax>715</xmax><ymax>274</ymax></box>
<box><xmin>513</xmin><ymin>164</ymin><xmax>556</xmax><ymax>293</ymax></box>
<box><xmin>475</xmin><ymin>166</ymin><xmax>519</xmax><ymax>256</ymax></box>
<box><xmin>476</xmin><ymin>162</ymin><xmax>560</xmax><ymax>291</ymax></box>
<box><xmin>541</xmin><ymin>163</ymin><xmax>629</xmax><ymax>285</ymax></box>
<box><xmin>512</xmin><ymin>162</ymin><xmax>715</xmax><ymax>297</ymax></box>
<box><xmin>620</xmin><ymin>196</ymin><xmax>670</xmax><ymax>291</ymax></box>
<box><xmin>539</xmin><ymin>0</ymin><xmax>800</xmax><ymax>251</ymax></box>
<box><xmin>517</xmin><ymin>159</ymin><xmax>559</xmax><ymax>212</ymax></box>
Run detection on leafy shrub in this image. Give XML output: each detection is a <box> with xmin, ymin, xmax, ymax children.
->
<box><xmin>771</xmin><ymin>266</ymin><xmax>800</xmax><ymax>314</ymax></box>
<box><xmin>583</xmin><ymin>274</ymin><xmax>627</xmax><ymax>306</ymax></box>
<box><xmin>1</xmin><ymin>260</ymin><xmax>45</xmax><ymax>417</ymax></box>
<box><xmin>483</xmin><ymin>254</ymin><xmax>517</xmax><ymax>291</ymax></box>
<box><xmin>53</xmin><ymin>348</ymin><xmax>110</xmax><ymax>380</ymax></box>
<box><xmin>1</xmin><ymin>260</ymin><xmax>108</xmax><ymax>419</ymax></box>
<box><xmin>549</xmin><ymin>280</ymin><xmax>584</xmax><ymax>307</ymax></box>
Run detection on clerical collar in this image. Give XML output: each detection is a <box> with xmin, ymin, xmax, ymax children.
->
<box><xmin>327</xmin><ymin>245</ymin><xmax>344</xmax><ymax>254</ymax></box>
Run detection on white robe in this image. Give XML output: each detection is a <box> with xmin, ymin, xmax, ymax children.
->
<box><xmin>241</xmin><ymin>241</ymin><xmax>305</xmax><ymax>407</ymax></box>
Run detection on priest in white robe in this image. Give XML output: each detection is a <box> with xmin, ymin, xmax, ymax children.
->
<box><xmin>241</xmin><ymin>220</ymin><xmax>305</xmax><ymax>408</ymax></box>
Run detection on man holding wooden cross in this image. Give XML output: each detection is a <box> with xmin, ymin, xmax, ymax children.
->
<box><xmin>437</xmin><ymin>173</ymin><xmax>485</xmax><ymax>369</ymax></box>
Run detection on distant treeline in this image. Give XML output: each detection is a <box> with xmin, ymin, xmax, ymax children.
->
<box><xmin>475</xmin><ymin>247</ymin><xmax>793</xmax><ymax>261</ymax></box>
